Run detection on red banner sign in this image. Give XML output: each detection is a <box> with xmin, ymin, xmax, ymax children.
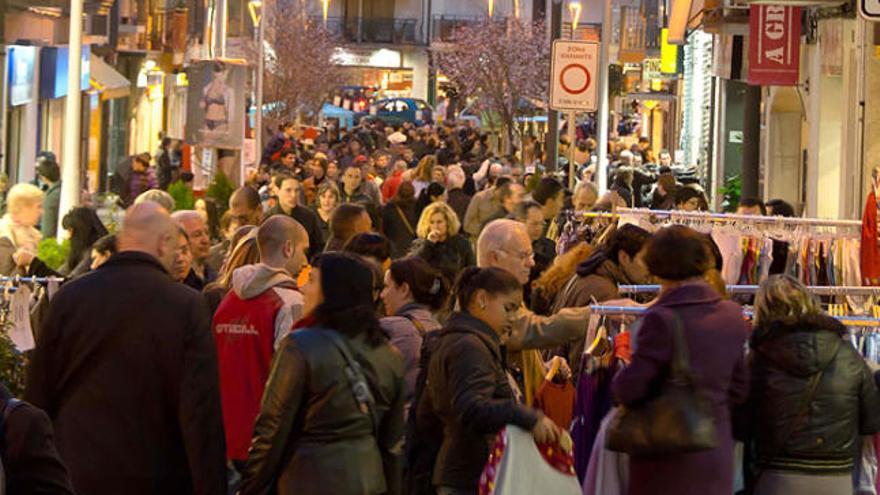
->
<box><xmin>748</xmin><ymin>5</ymin><xmax>801</xmax><ymax>86</ymax></box>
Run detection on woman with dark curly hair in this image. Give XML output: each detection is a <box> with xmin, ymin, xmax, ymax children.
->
<box><xmin>62</xmin><ymin>207</ymin><xmax>109</xmax><ymax>276</ymax></box>
<box><xmin>240</xmin><ymin>252</ymin><xmax>405</xmax><ymax>495</ymax></box>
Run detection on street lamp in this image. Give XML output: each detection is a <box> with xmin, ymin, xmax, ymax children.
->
<box><xmin>513</xmin><ymin>0</ymin><xmax>520</xmax><ymax>19</ymax></box>
<box><xmin>249</xmin><ymin>0</ymin><xmax>264</xmax><ymax>175</ymax></box>
<box><xmin>565</xmin><ymin>0</ymin><xmax>582</xmax><ymax>188</ymax></box>
<box><xmin>488</xmin><ymin>0</ymin><xmax>494</xmax><ymax>17</ymax></box>
<box><xmin>568</xmin><ymin>1</ymin><xmax>582</xmax><ymax>35</ymax></box>
<box><xmin>322</xmin><ymin>0</ymin><xmax>330</xmax><ymax>28</ymax></box>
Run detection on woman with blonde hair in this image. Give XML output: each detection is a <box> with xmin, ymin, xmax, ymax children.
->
<box><xmin>410</xmin><ymin>155</ymin><xmax>438</xmax><ymax>197</ymax></box>
<box><xmin>530</xmin><ymin>242</ymin><xmax>594</xmax><ymax>315</ymax></box>
<box><xmin>407</xmin><ymin>201</ymin><xmax>474</xmax><ymax>283</ymax></box>
<box><xmin>743</xmin><ymin>275</ymin><xmax>880</xmax><ymax>495</ymax></box>
<box><xmin>0</xmin><ymin>183</ymin><xmax>54</xmax><ymax>276</ymax></box>
<box><xmin>203</xmin><ymin>226</ymin><xmax>260</xmax><ymax>315</ymax></box>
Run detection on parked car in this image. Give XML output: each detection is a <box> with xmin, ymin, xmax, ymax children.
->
<box><xmin>357</xmin><ymin>98</ymin><xmax>434</xmax><ymax>126</ymax></box>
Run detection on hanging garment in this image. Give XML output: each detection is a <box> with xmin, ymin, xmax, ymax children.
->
<box><xmin>711</xmin><ymin>229</ymin><xmax>743</xmax><ymax>285</ymax></box>
<box><xmin>571</xmin><ymin>365</ymin><xmax>615</xmax><ymax>482</ymax></box>
<box><xmin>535</xmin><ymin>379</ymin><xmax>576</xmax><ymax>430</ymax></box>
<box><xmin>861</xmin><ymin>192</ymin><xmax>880</xmax><ymax>285</ymax></box>
<box><xmin>479</xmin><ymin>425</ymin><xmax>581</xmax><ymax>495</ymax></box>
<box><xmin>582</xmin><ymin>408</ymin><xmax>629</xmax><ymax>495</ymax></box>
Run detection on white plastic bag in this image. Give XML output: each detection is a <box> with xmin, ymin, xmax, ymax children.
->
<box><xmin>480</xmin><ymin>425</ymin><xmax>581</xmax><ymax>495</ymax></box>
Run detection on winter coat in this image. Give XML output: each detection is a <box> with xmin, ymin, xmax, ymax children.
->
<box><xmin>212</xmin><ymin>264</ymin><xmax>304</xmax><ymax>461</ymax></box>
<box><xmin>552</xmin><ymin>250</ymin><xmax>632</xmax><ymax>313</ymax></box>
<box><xmin>447</xmin><ymin>188</ymin><xmax>472</xmax><ymax>227</ymax></box>
<box><xmin>25</xmin><ymin>251</ymin><xmax>227</xmax><ymax>495</ymax></box>
<box><xmin>40</xmin><ymin>181</ymin><xmax>61</xmax><ymax>239</ymax></box>
<box><xmin>239</xmin><ymin>328</ymin><xmax>405</xmax><ymax>495</ymax></box>
<box><xmin>419</xmin><ymin>312</ymin><xmax>540</xmax><ymax>490</ymax></box>
<box><xmin>0</xmin><ymin>214</ymin><xmax>44</xmax><ymax>276</ymax></box>
<box><xmin>0</xmin><ymin>385</ymin><xmax>75</xmax><ymax>495</ymax></box>
<box><xmin>462</xmin><ymin>188</ymin><xmax>499</xmax><ymax>238</ymax></box>
<box><xmin>746</xmin><ymin>314</ymin><xmax>880</xmax><ymax>474</ymax></box>
<box><xmin>407</xmin><ymin>234</ymin><xmax>475</xmax><ymax>283</ymax></box>
<box><xmin>261</xmin><ymin>132</ymin><xmax>293</xmax><ymax>166</ymax></box>
<box><xmin>380</xmin><ymin>303</ymin><xmax>442</xmax><ymax>411</ymax></box>
<box><xmin>611</xmin><ymin>282</ymin><xmax>750</xmax><ymax>495</ymax></box>
<box><xmin>264</xmin><ymin>204</ymin><xmax>325</xmax><ymax>260</ymax></box>
<box><xmin>382</xmin><ymin>201</ymin><xmax>418</xmax><ymax>259</ymax></box>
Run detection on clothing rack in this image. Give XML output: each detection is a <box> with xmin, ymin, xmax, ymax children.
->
<box><xmin>618</xmin><ymin>285</ymin><xmax>880</xmax><ymax>296</ymax></box>
<box><xmin>589</xmin><ymin>304</ymin><xmax>880</xmax><ymax>327</ymax></box>
<box><xmin>616</xmin><ymin>208</ymin><xmax>862</xmax><ymax>228</ymax></box>
<box><xmin>0</xmin><ymin>276</ymin><xmax>64</xmax><ymax>284</ymax></box>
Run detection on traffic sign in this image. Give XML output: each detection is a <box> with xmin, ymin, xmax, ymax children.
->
<box><xmin>550</xmin><ymin>40</ymin><xmax>599</xmax><ymax>112</ymax></box>
<box><xmin>861</xmin><ymin>0</ymin><xmax>880</xmax><ymax>21</ymax></box>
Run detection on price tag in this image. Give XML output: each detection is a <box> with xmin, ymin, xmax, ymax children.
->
<box><xmin>9</xmin><ymin>285</ymin><xmax>34</xmax><ymax>352</ymax></box>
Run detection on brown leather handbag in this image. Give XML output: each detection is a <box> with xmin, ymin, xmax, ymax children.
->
<box><xmin>606</xmin><ymin>309</ymin><xmax>718</xmax><ymax>455</ymax></box>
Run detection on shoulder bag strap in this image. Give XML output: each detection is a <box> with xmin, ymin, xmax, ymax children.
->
<box><xmin>661</xmin><ymin>308</ymin><xmax>693</xmax><ymax>382</ymax></box>
<box><xmin>320</xmin><ymin>330</ymin><xmax>380</xmax><ymax>438</ymax></box>
<box><xmin>401</xmin><ymin>312</ymin><xmax>427</xmax><ymax>338</ymax></box>
<box><xmin>395</xmin><ymin>204</ymin><xmax>416</xmax><ymax>237</ymax></box>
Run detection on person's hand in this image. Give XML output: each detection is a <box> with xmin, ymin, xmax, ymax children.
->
<box><xmin>531</xmin><ymin>415</ymin><xmax>562</xmax><ymax>444</ymax></box>
<box><xmin>557</xmin><ymin>358</ymin><xmax>572</xmax><ymax>381</ymax></box>
<box><xmin>13</xmin><ymin>249</ymin><xmax>35</xmax><ymax>268</ymax></box>
<box><xmin>427</xmin><ymin>230</ymin><xmax>441</xmax><ymax>243</ymax></box>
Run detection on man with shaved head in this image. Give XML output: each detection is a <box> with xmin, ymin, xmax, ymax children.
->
<box><xmin>211</xmin><ymin>214</ymin><xmax>308</xmax><ymax>468</ymax></box>
<box><xmin>26</xmin><ymin>201</ymin><xmax>227</xmax><ymax>495</ymax></box>
<box><xmin>172</xmin><ymin>210</ymin><xmax>216</xmax><ymax>290</ymax></box>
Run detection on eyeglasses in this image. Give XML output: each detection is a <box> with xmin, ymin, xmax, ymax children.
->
<box><xmin>502</xmin><ymin>248</ymin><xmax>534</xmax><ymax>261</ymax></box>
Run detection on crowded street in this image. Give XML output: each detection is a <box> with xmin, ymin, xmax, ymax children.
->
<box><xmin>3</xmin><ymin>0</ymin><xmax>880</xmax><ymax>494</ymax></box>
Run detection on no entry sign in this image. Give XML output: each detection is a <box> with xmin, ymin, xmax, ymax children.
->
<box><xmin>550</xmin><ymin>40</ymin><xmax>599</xmax><ymax>112</ymax></box>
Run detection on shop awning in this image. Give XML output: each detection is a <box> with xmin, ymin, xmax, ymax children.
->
<box><xmin>90</xmin><ymin>54</ymin><xmax>131</xmax><ymax>100</ymax></box>
<box><xmin>668</xmin><ymin>0</ymin><xmax>704</xmax><ymax>44</ymax></box>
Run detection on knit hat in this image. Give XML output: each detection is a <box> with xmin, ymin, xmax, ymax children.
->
<box><xmin>314</xmin><ymin>252</ymin><xmax>376</xmax><ymax>312</ymax></box>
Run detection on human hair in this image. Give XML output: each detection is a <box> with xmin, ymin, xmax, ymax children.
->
<box><xmin>343</xmin><ymin>232</ymin><xmax>391</xmax><ymax>265</ymax></box>
<box><xmin>7</xmin><ymin>183</ymin><xmax>44</xmax><ymax>215</ymax></box>
<box><xmin>416</xmin><ymin>182</ymin><xmax>446</xmax><ymax>213</ymax></box>
<box><xmin>272</xmin><ymin>172</ymin><xmax>296</xmax><ymax>190</ymax></box>
<box><xmin>329</xmin><ymin>203</ymin><xmax>368</xmax><ymax>245</ymax></box>
<box><xmin>476</xmin><ymin>219</ymin><xmax>526</xmax><ymax>266</ymax></box>
<box><xmin>415</xmin><ymin>155</ymin><xmax>438</xmax><ymax>182</ymax></box>
<box><xmin>674</xmin><ymin>186</ymin><xmax>703</xmax><ymax>207</ymax></box>
<box><xmin>644</xmin><ymin>225</ymin><xmax>712</xmax><ymax>281</ymax></box>
<box><xmin>603</xmin><ymin>224</ymin><xmax>651</xmax><ymax>264</ymax></box>
<box><xmin>258</xmin><ymin>215</ymin><xmax>303</xmax><ymax>260</ymax></box>
<box><xmin>37</xmin><ymin>157</ymin><xmax>61</xmax><ymax>183</ymax></box>
<box><xmin>92</xmin><ymin>234</ymin><xmax>117</xmax><ymax>256</ymax></box>
<box><xmin>738</xmin><ymin>197</ymin><xmax>766</xmax><ymax>215</ymax></box>
<box><xmin>393</xmin><ymin>181</ymin><xmax>416</xmax><ymax>206</ymax></box>
<box><xmin>317</xmin><ymin>180</ymin><xmax>340</xmax><ymax>204</ymax></box>
<box><xmin>207</xmin><ymin>228</ymin><xmax>260</xmax><ymax>291</ymax></box>
<box><xmin>416</xmin><ymin>201</ymin><xmax>460</xmax><ymax>239</ymax></box>
<box><xmin>279</xmin><ymin>149</ymin><xmax>296</xmax><ymax>159</ymax></box>
<box><xmin>388</xmin><ymin>256</ymin><xmax>449</xmax><ymax>311</ymax></box>
<box><xmin>446</xmin><ymin>165</ymin><xmax>466</xmax><ymax>190</ymax></box>
<box><xmin>754</xmin><ymin>275</ymin><xmax>822</xmax><ymax>326</ymax></box>
<box><xmin>532</xmin><ymin>177</ymin><xmax>564</xmax><ymax>206</ymax></box>
<box><xmin>613</xmin><ymin>167</ymin><xmax>634</xmax><ymax>188</ymax></box>
<box><xmin>454</xmin><ymin>266</ymin><xmax>522</xmax><ymax>310</ymax></box>
<box><xmin>231</xmin><ymin>186</ymin><xmax>262</xmax><ymax>211</ymax></box>
<box><xmin>311</xmin><ymin>252</ymin><xmax>385</xmax><ymax>346</ymax></box>
<box><xmin>512</xmin><ymin>200</ymin><xmax>542</xmax><ymax>221</ymax></box>
<box><xmin>531</xmin><ymin>242</ymin><xmax>594</xmax><ymax>309</ymax></box>
<box><xmin>62</xmin><ymin>207</ymin><xmax>109</xmax><ymax>272</ymax></box>
<box><xmin>135</xmin><ymin>189</ymin><xmax>175</xmax><ymax>212</ymax></box>
<box><xmin>766</xmin><ymin>199</ymin><xmax>795</xmax><ymax>217</ymax></box>
<box><xmin>657</xmin><ymin>174</ymin><xmax>677</xmax><ymax>194</ymax></box>
<box><xmin>496</xmin><ymin>181</ymin><xmax>520</xmax><ymax>203</ymax></box>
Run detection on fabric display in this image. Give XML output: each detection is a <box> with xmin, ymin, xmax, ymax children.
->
<box><xmin>861</xmin><ymin>192</ymin><xmax>880</xmax><ymax>286</ymax></box>
<box><xmin>479</xmin><ymin>425</ymin><xmax>581</xmax><ymax>495</ymax></box>
<box><xmin>582</xmin><ymin>408</ymin><xmax>629</xmax><ymax>495</ymax></box>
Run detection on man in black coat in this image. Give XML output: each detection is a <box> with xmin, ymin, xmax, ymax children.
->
<box><xmin>263</xmin><ymin>174</ymin><xmax>324</xmax><ymax>259</ymax></box>
<box><xmin>25</xmin><ymin>201</ymin><xmax>227</xmax><ymax>495</ymax></box>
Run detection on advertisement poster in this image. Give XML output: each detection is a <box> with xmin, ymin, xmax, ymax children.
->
<box><xmin>747</xmin><ymin>5</ymin><xmax>801</xmax><ymax>86</ymax></box>
<box><xmin>185</xmin><ymin>60</ymin><xmax>246</xmax><ymax>149</ymax></box>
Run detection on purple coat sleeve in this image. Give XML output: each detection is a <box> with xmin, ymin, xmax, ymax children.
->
<box><xmin>611</xmin><ymin>310</ymin><xmax>672</xmax><ymax>406</ymax></box>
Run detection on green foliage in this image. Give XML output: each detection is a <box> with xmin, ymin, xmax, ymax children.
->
<box><xmin>37</xmin><ymin>238</ymin><xmax>70</xmax><ymax>271</ymax></box>
<box><xmin>0</xmin><ymin>327</ymin><xmax>27</xmax><ymax>396</ymax></box>
<box><xmin>720</xmin><ymin>175</ymin><xmax>742</xmax><ymax>213</ymax></box>
<box><xmin>206</xmin><ymin>170</ymin><xmax>235</xmax><ymax>215</ymax></box>
<box><xmin>168</xmin><ymin>180</ymin><xmax>195</xmax><ymax>211</ymax></box>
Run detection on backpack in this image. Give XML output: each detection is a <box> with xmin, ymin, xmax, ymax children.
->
<box><xmin>0</xmin><ymin>397</ymin><xmax>24</xmax><ymax>495</ymax></box>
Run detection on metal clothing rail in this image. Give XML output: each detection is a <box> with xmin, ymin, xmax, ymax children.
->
<box><xmin>0</xmin><ymin>276</ymin><xmax>64</xmax><ymax>284</ymax></box>
<box><xmin>589</xmin><ymin>304</ymin><xmax>880</xmax><ymax>327</ymax></box>
<box><xmin>618</xmin><ymin>285</ymin><xmax>880</xmax><ymax>296</ymax></box>
<box><xmin>616</xmin><ymin>208</ymin><xmax>862</xmax><ymax>228</ymax></box>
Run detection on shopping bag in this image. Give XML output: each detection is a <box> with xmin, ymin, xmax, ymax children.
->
<box><xmin>479</xmin><ymin>425</ymin><xmax>581</xmax><ymax>495</ymax></box>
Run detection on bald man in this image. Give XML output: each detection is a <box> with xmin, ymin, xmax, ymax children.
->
<box><xmin>172</xmin><ymin>210</ymin><xmax>216</xmax><ymax>290</ymax></box>
<box><xmin>212</xmin><ymin>214</ymin><xmax>308</xmax><ymax>464</ymax></box>
<box><xmin>477</xmin><ymin>219</ymin><xmax>592</xmax><ymax>405</ymax></box>
<box><xmin>26</xmin><ymin>201</ymin><xmax>227</xmax><ymax>495</ymax></box>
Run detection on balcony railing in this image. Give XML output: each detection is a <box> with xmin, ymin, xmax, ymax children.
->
<box><xmin>431</xmin><ymin>15</ymin><xmax>484</xmax><ymax>42</ymax></box>
<box><xmin>315</xmin><ymin>17</ymin><xmax>422</xmax><ymax>45</ymax></box>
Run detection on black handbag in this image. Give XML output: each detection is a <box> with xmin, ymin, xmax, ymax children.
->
<box><xmin>606</xmin><ymin>308</ymin><xmax>718</xmax><ymax>455</ymax></box>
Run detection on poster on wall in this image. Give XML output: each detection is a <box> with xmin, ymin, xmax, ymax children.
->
<box><xmin>747</xmin><ymin>5</ymin><xmax>801</xmax><ymax>86</ymax></box>
<box><xmin>185</xmin><ymin>60</ymin><xmax>246</xmax><ymax>149</ymax></box>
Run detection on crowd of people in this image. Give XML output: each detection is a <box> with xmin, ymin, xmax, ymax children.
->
<box><xmin>0</xmin><ymin>116</ymin><xmax>876</xmax><ymax>495</ymax></box>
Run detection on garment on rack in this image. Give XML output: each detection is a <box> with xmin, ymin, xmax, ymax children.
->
<box><xmin>571</xmin><ymin>364</ymin><xmax>615</xmax><ymax>482</ymax></box>
<box><xmin>535</xmin><ymin>378</ymin><xmax>576</xmax><ymax>430</ymax></box>
<box><xmin>582</xmin><ymin>408</ymin><xmax>628</xmax><ymax>495</ymax></box>
<box><xmin>861</xmin><ymin>192</ymin><xmax>880</xmax><ymax>286</ymax></box>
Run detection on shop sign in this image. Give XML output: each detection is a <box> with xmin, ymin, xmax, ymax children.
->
<box><xmin>549</xmin><ymin>40</ymin><xmax>599</xmax><ymax>112</ymax></box>
<box><xmin>660</xmin><ymin>29</ymin><xmax>680</xmax><ymax>75</ymax></box>
<box><xmin>8</xmin><ymin>46</ymin><xmax>36</xmax><ymax>106</ymax></box>
<box><xmin>332</xmin><ymin>48</ymin><xmax>401</xmax><ymax>68</ymax></box>
<box><xmin>39</xmin><ymin>45</ymin><xmax>90</xmax><ymax>100</ymax></box>
<box><xmin>747</xmin><ymin>5</ymin><xmax>801</xmax><ymax>86</ymax></box>
<box><xmin>643</xmin><ymin>58</ymin><xmax>662</xmax><ymax>80</ymax></box>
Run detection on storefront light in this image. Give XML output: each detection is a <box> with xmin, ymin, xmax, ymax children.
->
<box><xmin>369</xmin><ymin>49</ymin><xmax>401</xmax><ymax>68</ymax></box>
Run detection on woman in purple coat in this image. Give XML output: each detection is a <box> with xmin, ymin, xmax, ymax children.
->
<box><xmin>611</xmin><ymin>225</ymin><xmax>750</xmax><ymax>495</ymax></box>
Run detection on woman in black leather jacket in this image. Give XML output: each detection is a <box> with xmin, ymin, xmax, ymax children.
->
<box><xmin>745</xmin><ymin>275</ymin><xmax>880</xmax><ymax>495</ymax></box>
<box><xmin>239</xmin><ymin>253</ymin><xmax>405</xmax><ymax>495</ymax></box>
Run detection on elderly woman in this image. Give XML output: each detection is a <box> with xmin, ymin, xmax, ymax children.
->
<box><xmin>744</xmin><ymin>275</ymin><xmax>880</xmax><ymax>495</ymax></box>
<box><xmin>407</xmin><ymin>201</ymin><xmax>474</xmax><ymax>283</ymax></box>
<box><xmin>611</xmin><ymin>225</ymin><xmax>749</xmax><ymax>495</ymax></box>
<box><xmin>0</xmin><ymin>183</ymin><xmax>56</xmax><ymax>276</ymax></box>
